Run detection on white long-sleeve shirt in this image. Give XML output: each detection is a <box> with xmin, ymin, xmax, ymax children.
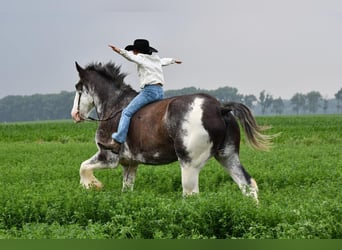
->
<box><xmin>118</xmin><ymin>49</ymin><xmax>176</xmax><ymax>89</ymax></box>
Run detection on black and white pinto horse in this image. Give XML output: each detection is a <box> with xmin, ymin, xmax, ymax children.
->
<box><xmin>71</xmin><ymin>62</ymin><xmax>272</xmax><ymax>202</ymax></box>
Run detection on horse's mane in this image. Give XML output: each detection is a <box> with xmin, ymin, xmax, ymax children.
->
<box><xmin>85</xmin><ymin>62</ymin><xmax>128</xmax><ymax>88</ymax></box>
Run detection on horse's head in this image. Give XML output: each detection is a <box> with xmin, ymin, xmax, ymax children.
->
<box><xmin>71</xmin><ymin>61</ymin><xmax>131</xmax><ymax>123</ymax></box>
<box><xmin>71</xmin><ymin>62</ymin><xmax>96</xmax><ymax>123</ymax></box>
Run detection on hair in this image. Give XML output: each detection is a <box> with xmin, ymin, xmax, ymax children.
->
<box><xmin>85</xmin><ymin>62</ymin><xmax>127</xmax><ymax>88</ymax></box>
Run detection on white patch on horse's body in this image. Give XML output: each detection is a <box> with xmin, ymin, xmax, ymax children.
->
<box><xmin>122</xmin><ymin>147</ymin><xmax>146</xmax><ymax>163</ymax></box>
<box><xmin>178</xmin><ymin>98</ymin><xmax>213</xmax><ymax>195</ymax></box>
<box><xmin>153</xmin><ymin>152</ymin><xmax>160</xmax><ymax>158</ymax></box>
<box><xmin>181</xmin><ymin>98</ymin><xmax>212</xmax><ymax>167</ymax></box>
<box><xmin>134</xmin><ymin>153</ymin><xmax>146</xmax><ymax>162</ymax></box>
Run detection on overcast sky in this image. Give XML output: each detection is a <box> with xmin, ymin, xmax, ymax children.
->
<box><xmin>1</xmin><ymin>0</ymin><xmax>341</xmax><ymax>99</ymax></box>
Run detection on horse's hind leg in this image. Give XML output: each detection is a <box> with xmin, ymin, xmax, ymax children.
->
<box><xmin>215</xmin><ymin>145</ymin><xmax>259</xmax><ymax>202</ymax></box>
<box><xmin>80</xmin><ymin>151</ymin><xmax>119</xmax><ymax>189</ymax></box>
<box><xmin>179</xmin><ymin>156</ymin><xmax>209</xmax><ymax>196</ymax></box>
<box><xmin>181</xmin><ymin>164</ymin><xmax>201</xmax><ymax>195</ymax></box>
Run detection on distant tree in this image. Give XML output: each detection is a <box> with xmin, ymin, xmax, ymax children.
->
<box><xmin>335</xmin><ymin>88</ymin><xmax>342</xmax><ymax>113</ymax></box>
<box><xmin>0</xmin><ymin>91</ymin><xmax>74</xmax><ymax>122</ymax></box>
<box><xmin>291</xmin><ymin>93</ymin><xmax>306</xmax><ymax>114</ymax></box>
<box><xmin>306</xmin><ymin>91</ymin><xmax>322</xmax><ymax>113</ymax></box>
<box><xmin>243</xmin><ymin>94</ymin><xmax>257</xmax><ymax>109</ymax></box>
<box><xmin>259</xmin><ymin>90</ymin><xmax>273</xmax><ymax>114</ymax></box>
<box><xmin>322</xmin><ymin>98</ymin><xmax>329</xmax><ymax>114</ymax></box>
<box><xmin>271</xmin><ymin>97</ymin><xmax>285</xmax><ymax>114</ymax></box>
<box><xmin>165</xmin><ymin>86</ymin><xmax>244</xmax><ymax>103</ymax></box>
<box><xmin>164</xmin><ymin>87</ymin><xmax>200</xmax><ymax>97</ymax></box>
<box><xmin>211</xmin><ymin>87</ymin><xmax>243</xmax><ymax>102</ymax></box>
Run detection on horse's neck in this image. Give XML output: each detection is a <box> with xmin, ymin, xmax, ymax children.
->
<box><xmin>98</xmin><ymin>87</ymin><xmax>137</xmax><ymax>119</ymax></box>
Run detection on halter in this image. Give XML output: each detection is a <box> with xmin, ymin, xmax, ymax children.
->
<box><xmin>76</xmin><ymin>90</ymin><xmax>122</xmax><ymax>122</ymax></box>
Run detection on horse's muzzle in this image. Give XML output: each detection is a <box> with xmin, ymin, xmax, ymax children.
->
<box><xmin>71</xmin><ymin>110</ymin><xmax>83</xmax><ymax>123</ymax></box>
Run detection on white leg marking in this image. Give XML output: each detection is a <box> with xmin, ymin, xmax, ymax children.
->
<box><xmin>181</xmin><ymin>164</ymin><xmax>200</xmax><ymax>195</ymax></box>
<box><xmin>80</xmin><ymin>159</ymin><xmax>103</xmax><ymax>189</ymax></box>
<box><xmin>242</xmin><ymin>178</ymin><xmax>259</xmax><ymax>204</ymax></box>
<box><xmin>79</xmin><ymin>152</ymin><xmax>119</xmax><ymax>189</ymax></box>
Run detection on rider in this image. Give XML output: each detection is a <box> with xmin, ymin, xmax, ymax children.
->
<box><xmin>100</xmin><ymin>39</ymin><xmax>182</xmax><ymax>153</ymax></box>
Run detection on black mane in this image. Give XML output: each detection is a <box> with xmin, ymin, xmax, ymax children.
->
<box><xmin>85</xmin><ymin>62</ymin><xmax>128</xmax><ymax>88</ymax></box>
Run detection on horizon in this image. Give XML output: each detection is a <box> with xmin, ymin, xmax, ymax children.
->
<box><xmin>0</xmin><ymin>84</ymin><xmax>340</xmax><ymax>101</ymax></box>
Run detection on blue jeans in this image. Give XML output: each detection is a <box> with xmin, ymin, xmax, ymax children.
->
<box><xmin>112</xmin><ymin>85</ymin><xmax>164</xmax><ymax>143</ymax></box>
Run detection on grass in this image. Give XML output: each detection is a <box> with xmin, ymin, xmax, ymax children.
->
<box><xmin>0</xmin><ymin>115</ymin><xmax>341</xmax><ymax>238</ymax></box>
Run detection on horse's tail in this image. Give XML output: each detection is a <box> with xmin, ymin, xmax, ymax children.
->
<box><xmin>221</xmin><ymin>102</ymin><xmax>275</xmax><ymax>151</ymax></box>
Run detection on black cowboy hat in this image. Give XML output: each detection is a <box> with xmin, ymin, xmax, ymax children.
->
<box><xmin>125</xmin><ymin>39</ymin><xmax>158</xmax><ymax>54</ymax></box>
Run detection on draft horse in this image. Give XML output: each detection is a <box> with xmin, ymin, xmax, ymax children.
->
<box><xmin>71</xmin><ymin>62</ymin><xmax>272</xmax><ymax>202</ymax></box>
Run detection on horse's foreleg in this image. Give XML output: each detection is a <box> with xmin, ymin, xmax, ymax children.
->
<box><xmin>122</xmin><ymin>164</ymin><xmax>138</xmax><ymax>192</ymax></box>
<box><xmin>80</xmin><ymin>160</ymin><xmax>104</xmax><ymax>189</ymax></box>
<box><xmin>80</xmin><ymin>151</ymin><xmax>119</xmax><ymax>189</ymax></box>
<box><xmin>216</xmin><ymin>147</ymin><xmax>259</xmax><ymax>203</ymax></box>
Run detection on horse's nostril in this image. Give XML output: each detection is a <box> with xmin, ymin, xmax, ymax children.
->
<box><xmin>71</xmin><ymin>111</ymin><xmax>80</xmax><ymax>121</ymax></box>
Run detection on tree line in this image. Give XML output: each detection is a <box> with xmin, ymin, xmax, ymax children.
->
<box><xmin>0</xmin><ymin>87</ymin><xmax>341</xmax><ymax>122</ymax></box>
<box><xmin>165</xmin><ymin>87</ymin><xmax>342</xmax><ymax>115</ymax></box>
<box><xmin>0</xmin><ymin>91</ymin><xmax>75</xmax><ymax>122</ymax></box>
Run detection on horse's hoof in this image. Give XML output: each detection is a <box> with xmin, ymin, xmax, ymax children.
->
<box><xmin>81</xmin><ymin>181</ymin><xmax>103</xmax><ymax>190</ymax></box>
<box><xmin>91</xmin><ymin>181</ymin><xmax>103</xmax><ymax>190</ymax></box>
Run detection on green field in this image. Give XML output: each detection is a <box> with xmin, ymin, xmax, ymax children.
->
<box><xmin>0</xmin><ymin>115</ymin><xmax>341</xmax><ymax>239</ymax></box>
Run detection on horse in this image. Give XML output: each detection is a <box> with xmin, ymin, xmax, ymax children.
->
<box><xmin>71</xmin><ymin>61</ymin><xmax>273</xmax><ymax>202</ymax></box>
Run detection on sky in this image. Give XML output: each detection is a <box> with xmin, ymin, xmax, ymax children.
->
<box><xmin>1</xmin><ymin>0</ymin><xmax>341</xmax><ymax>99</ymax></box>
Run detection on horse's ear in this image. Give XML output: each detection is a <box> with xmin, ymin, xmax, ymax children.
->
<box><xmin>75</xmin><ymin>61</ymin><xmax>85</xmax><ymax>76</ymax></box>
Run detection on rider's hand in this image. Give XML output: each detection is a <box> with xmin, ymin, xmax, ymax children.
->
<box><xmin>108</xmin><ymin>45</ymin><xmax>121</xmax><ymax>53</ymax></box>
